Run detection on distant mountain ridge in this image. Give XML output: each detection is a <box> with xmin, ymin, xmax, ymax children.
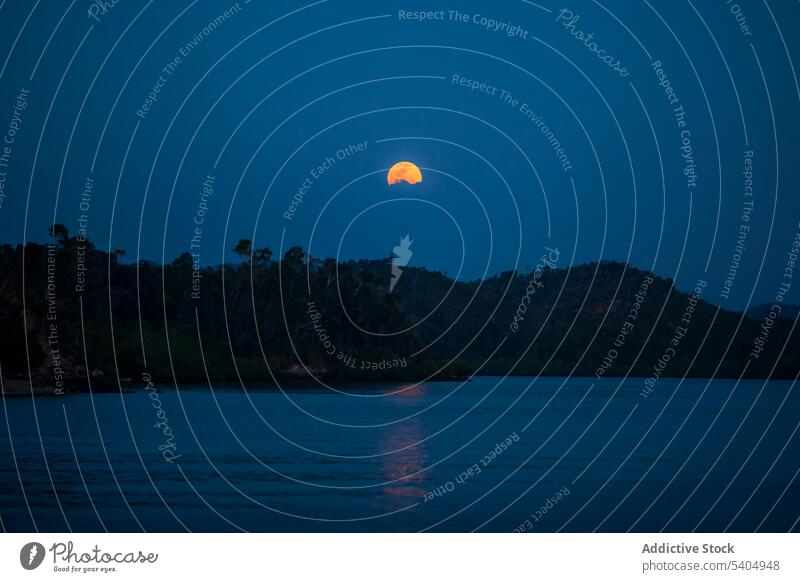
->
<box><xmin>747</xmin><ymin>303</ymin><xmax>800</xmax><ymax>321</ymax></box>
<box><xmin>1</xmin><ymin>231</ymin><xmax>798</xmax><ymax>388</ymax></box>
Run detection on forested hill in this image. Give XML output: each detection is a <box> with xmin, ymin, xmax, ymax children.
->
<box><xmin>1</xmin><ymin>228</ymin><xmax>798</xmax><ymax>389</ymax></box>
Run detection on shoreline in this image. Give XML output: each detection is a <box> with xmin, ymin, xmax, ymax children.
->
<box><xmin>2</xmin><ymin>372</ymin><xmax>794</xmax><ymax>397</ymax></box>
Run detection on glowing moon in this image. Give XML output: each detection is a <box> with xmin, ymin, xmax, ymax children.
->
<box><xmin>387</xmin><ymin>161</ymin><xmax>423</xmax><ymax>185</ymax></box>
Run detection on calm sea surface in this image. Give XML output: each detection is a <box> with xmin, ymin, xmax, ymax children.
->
<box><xmin>1</xmin><ymin>376</ymin><xmax>798</xmax><ymax>532</ymax></box>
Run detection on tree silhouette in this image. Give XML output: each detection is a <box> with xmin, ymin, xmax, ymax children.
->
<box><xmin>233</xmin><ymin>239</ymin><xmax>252</xmax><ymax>258</ymax></box>
<box><xmin>48</xmin><ymin>223</ymin><xmax>69</xmax><ymax>245</ymax></box>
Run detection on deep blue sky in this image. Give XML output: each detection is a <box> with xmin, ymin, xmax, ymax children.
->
<box><xmin>0</xmin><ymin>0</ymin><xmax>798</xmax><ymax>310</ymax></box>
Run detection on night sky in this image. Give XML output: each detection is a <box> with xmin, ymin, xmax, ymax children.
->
<box><xmin>0</xmin><ymin>0</ymin><xmax>798</xmax><ymax>309</ymax></box>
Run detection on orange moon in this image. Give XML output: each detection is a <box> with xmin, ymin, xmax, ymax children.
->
<box><xmin>387</xmin><ymin>161</ymin><xmax>422</xmax><ymax>185</ymax></box>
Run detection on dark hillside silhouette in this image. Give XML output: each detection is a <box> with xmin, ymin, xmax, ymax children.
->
<box><xmin>1</xmin><ymin>227</ymin><xmax>798</xmax><ymax>390</ymax></box>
